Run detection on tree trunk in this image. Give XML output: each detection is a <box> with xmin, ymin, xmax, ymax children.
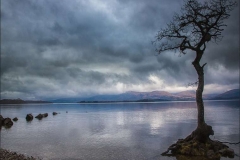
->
<box><xmin>194</xmin><ymin>60</ymin><xmax>205</xmax><ymax>127</ymax></box>
<box><xmin>191</xmin><ymin>50</ymin><xmax>214</xmax><ymax>142</ymax></box>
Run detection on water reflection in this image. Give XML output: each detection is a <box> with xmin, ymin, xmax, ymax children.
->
<box><xmin>0</xmin><ymin>100</ymin><xmax>239</xmax><ymax>160</ymax></box>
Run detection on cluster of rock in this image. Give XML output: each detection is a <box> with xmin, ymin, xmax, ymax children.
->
<box><xmin>26</xmin><ymin>113</ymin><xmax>48</xmax><ymax>121</ymax></box>
<box><xmin>0</xmin><ymin>115</ymin><xmax>16</xmax><ymax>129</ymax></box>
<box><xmin>162</xmin><ymin>138</ymin><xmax>235</xmax><ymax>159</ymax></box>
<box><xmin>26</xmin><ymin>112</ymin><xmax>58</xmax><ymax>121</ymax></box>
<box><xmin>1</xmin><ymin>112</ymin><xmax>60</xmax><ymax>129</ymax></box>
<box><xmin>0</xmin><ymin>148</ymin><xmax>40</xmax><ymax>160</ymax></box>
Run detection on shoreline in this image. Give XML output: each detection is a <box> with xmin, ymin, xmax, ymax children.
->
<box><xmin>0</xmin><ymin>148</ymin><xmax>40</xmax><ymax>160</ymax></box>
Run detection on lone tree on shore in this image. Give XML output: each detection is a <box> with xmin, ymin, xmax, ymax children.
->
<box><xmin>154</xmin><ymin>0</ymin><xmax>237</xmax><ymax>158</ymax></box>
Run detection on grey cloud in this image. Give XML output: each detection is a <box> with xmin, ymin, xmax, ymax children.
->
<box><xmin>1</xmin><ymin>0</ymin><xmax>239</xmax><ymax>99</ymax></box>
<box><xmin>202</xmin><ymin>8</ymin><xmax>239</xmax><ymax>71</ymax></box>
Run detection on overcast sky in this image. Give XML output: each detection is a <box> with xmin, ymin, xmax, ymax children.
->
<box><xmin>1</xmin><ymin>0</ymin><xmax>239</xmax><ymax>100</ymax></box>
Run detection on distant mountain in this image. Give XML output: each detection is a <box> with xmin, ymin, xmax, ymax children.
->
<box><xmin>203</xmin><ymin>93</ymin><xmax>218</xmax><ymax>99</ymax></box>
<box><xmin>50</xmin><ymin>98</ymin><xmax>85</xmax><ymax>103</ymax></box>
<box><xmin>3</xmin><ymin>90</ymin><xmax>238</xmax><ymax>104</ymax></box>
<box><xmin>47</xmin><ymin>89</ymin><xmax>239</xmax><ymax>103</ymax></box>
<box><xmin>172</xmin><ymin>90</ymin><xmax>196</xmax><ymax>100</ymax></box>
<box><xmin>0</xmin><ymin>98</ymin><xmax>52</xmax><ymax>104</ymax></box>
<box><xmin>84</xmin><ymin>91</ymin><xmax>174</xmax><ymax>101</ymax></box>
<box><xmin>81</xmin><ymin>90</ymin><xmax>222</xmax><ymax>102</ymax></box>
<box><xmin>211</xmin><ymin>89</ymin><xmax>240</xmax><ymax>100</ymax></box>
<box><xmin>80</xmin><ymin>89</ymin><xmax>239</xmax><ymax>103</ymax></box>
<box><xmin>78</xmin><ymin>90</ymin><xmax>198</xmax><ymax>102</ymax></box>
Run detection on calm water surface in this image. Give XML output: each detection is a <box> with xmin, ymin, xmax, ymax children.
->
<box><xmin>0</xmin><ymin>100</ymin><xmax>239</xmax><ymax>160</ymax></box>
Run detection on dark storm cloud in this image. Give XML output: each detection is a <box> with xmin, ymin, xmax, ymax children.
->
<box><xmin>203</xmin><ymin>8</ymin><xmax>239</xmax><ymax>69</ymax></box>
<box><xmin>1</xmin><ymin>0</ymin><xmax>239</xmax><ymax>99</ymax></box>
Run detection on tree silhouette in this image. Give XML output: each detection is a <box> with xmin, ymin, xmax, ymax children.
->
<box><xmin>154</xmin><ymin>0</ymin><xmax>237</xmax><ymax>158</ymax></box>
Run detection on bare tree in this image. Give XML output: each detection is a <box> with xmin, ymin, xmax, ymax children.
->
<box><xmin>154</xmin><ymin>0</ymin><xmax>237</xmax><ymax>157</ymax></box>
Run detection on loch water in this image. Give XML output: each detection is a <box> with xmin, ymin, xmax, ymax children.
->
<box><xmin>0</xmin><ymin>100</ymin><xmax>239</xmax><ymax>160</ymax></box>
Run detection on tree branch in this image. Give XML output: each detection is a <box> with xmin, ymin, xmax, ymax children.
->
<box><xmin>154</xmin><ymin>0</ymin><xmax>237</xmax><ymax>54</ymax></box>
<box><xmin>202</xmin><ymin>63</ymin><xmax>207</xmax><ymax>68</ymax></box>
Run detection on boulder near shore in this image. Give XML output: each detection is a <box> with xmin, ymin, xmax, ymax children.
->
<box><xmin>13</xmin><ymin>117</ymin><xmax>18</xmax><ymax>121</ymax></box>
<box><xmin>35</xmin><ymin>113</ymin><xmax>49</xmax><ymax>120</ymax></box>
<box><xmin>43</xmin><ymin>113</ymin><xmax>48</xmax><ymax>117</ymax></box>
<box><xmin>35</xmin><ymin>114</ymin><xmax>43</xmax><ymax>120</ymax></box>
<box><xmin>3</xmin><ymin>118</ymin><xmax>14</xmax><ymax>128</ymax></box>
<box><xmin>26</xmin><ymin>114</ymin><xmax>33</xmax><ymax>121</ymax></box>
<box><xmin>1</xmin><ymin>115</ymin><xmax>14</xmax><ymax>128</ymax></box>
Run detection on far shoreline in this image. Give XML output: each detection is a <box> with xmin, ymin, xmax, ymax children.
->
<box><xmin>1</xmin><ymin>98</ymin><xmax>239</xmax><ymax>105</ymax></box>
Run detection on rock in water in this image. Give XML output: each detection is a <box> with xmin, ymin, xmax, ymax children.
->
<box><xmin>52</xmin><ymin>112</ymin><xmax>58</xmax><ymax>115</ymax></box>
<box><xmin>26</xmin><ymin>114</ymin><xmax>33</xmax><ymax>121</ymax></box>
<box><xmin>3</xmin><ymin>118</ymin><xmax>13</xmax><ymax>127</ymax></box>
<box><xmin>12</xmin><ymin>117</ymin><xmax>18</xmax><ymax>121</ymax></box>
<box><xmin>43</xmin><ymin>113</ymin><xmax>48</xmax><ymax>117</ymax></box>
<box><xmin>0</xmin><ymin>115</ymin><xmax>4</xmax><ymax>125</ymax></box>
<box><xmin>35</xmin><ymin>114</ymin><xmax>43</xmax><ymax>120</ymax></box>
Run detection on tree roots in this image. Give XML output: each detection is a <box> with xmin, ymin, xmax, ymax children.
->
<box><xmin>162</xmin><ymin>124</ymin><xmax>236</xmax><ymax>159</ymax></box>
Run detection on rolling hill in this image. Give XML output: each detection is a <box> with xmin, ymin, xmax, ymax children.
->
<box><xmin>211</xmin><ymin>89</ymin><xmax>239</xmax><ymax>100</ymax></box>
<box><xmin>48</xmin><ymin>89</ymin><xmax>239</xmax><ymax>103</ymax></box>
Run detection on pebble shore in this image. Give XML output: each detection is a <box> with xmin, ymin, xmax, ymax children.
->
<box><xmin>0</xmin><ymin>148</ymin><xmax>40</xmax><ymax>160</ymax></box>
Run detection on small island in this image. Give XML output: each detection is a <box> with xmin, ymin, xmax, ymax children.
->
<box><xmin>0</xmin><ymin>98</ymin><xmax>52</xmax><ymax>104</ymax></box>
